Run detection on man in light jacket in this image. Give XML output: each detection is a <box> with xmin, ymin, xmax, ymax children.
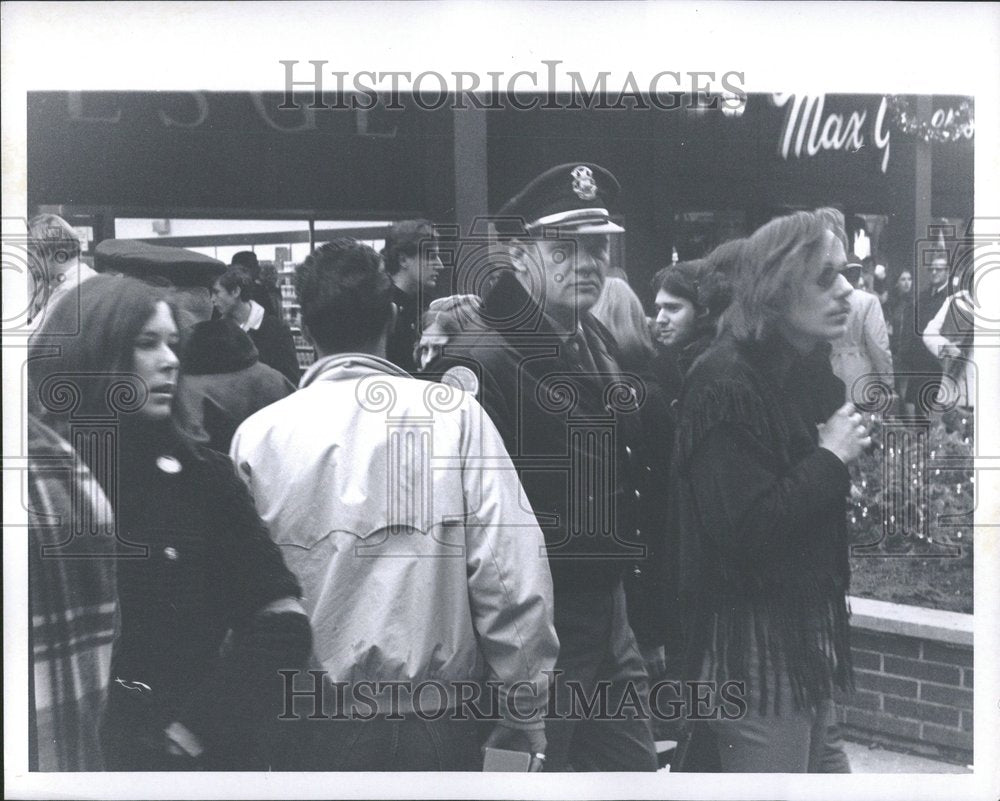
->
<box><xmin>830</xmin><ymin>259</ymin><xmax>894</xmax><ymax>404</ymax></box>
<box><xmin>230</xmin><ymin>239</ymin><xmax>558</xmax><ymax>771</ymax></box>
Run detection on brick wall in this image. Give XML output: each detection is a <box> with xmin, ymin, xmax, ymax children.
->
<box><xmin>837</xmin><ymin>598</ymin><xmax>973</xmax><ymax>759</ymax></box>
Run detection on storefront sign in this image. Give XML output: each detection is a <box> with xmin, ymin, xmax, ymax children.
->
<box><xmin>773</xmin><ymin>93</ymin><xmax>893</xmax><ymax>174</ymax></box>
<box><xmin>64</xmin><ymin>91</ymin><xmax>400</xmax><ymax>137</ymax></box>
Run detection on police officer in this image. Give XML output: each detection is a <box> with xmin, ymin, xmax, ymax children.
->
<box><xmin>436</xmin><ymin>163</ymin><xmax>659</xmax><ymax>771</ymax></box>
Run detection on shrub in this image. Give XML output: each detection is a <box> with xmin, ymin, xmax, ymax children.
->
<box><xmin>847</xmin><ymin>411</ymin><xmax>973</xmax><ymax>612</ymax></box>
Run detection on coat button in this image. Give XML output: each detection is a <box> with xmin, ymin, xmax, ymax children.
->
<box><xmin>625</xmin><ymin>446</ymin><xmax>632</xmax><ymax>456</ymax></box>
<box><xmin>163</xmin><ymin>547</ymin><xmax>179</xmax><ymax>561</ymax></box>
<box><xmin>634</xmin><ymin>489</ymin><xmax>641</xmax><ymax>499</ymax></box>
<box><xmin>633</xmin><ymin>567</ymin><xmax>642</xmax><ymax>577</ymax></box>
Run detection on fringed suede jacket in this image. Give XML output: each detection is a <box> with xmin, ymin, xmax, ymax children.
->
<box><xmin>671</xmin><ymin>332</ymin><xmax>853</xmax><ymax>712</ymax></box>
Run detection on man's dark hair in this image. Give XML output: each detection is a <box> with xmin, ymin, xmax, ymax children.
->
<box><xmin>381</xmin><ymin>219</ymin><xmax>435</xmax><ymax>276</ymax></box>
<box><xmin>231</xmin><ymin>250</ymin><xmax>260</xmax><ymax>280</ymax></box>
<box><xmin>217</xmin><ymin>266</ymin><xmax>254</xmax><ymax>300</ymax></box>
<box><xmin>653</xmin><ymin>260</ymin><xmax>706</xmax><ymax>309</ymax></box>
<box><xmin>295</xmin><ymin>238</ymin><xmax>392</xmax><ymax>353</ymax></box>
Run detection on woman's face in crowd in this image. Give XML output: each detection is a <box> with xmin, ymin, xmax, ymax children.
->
<box><xmin>897</xmin><ymin>271</ymin><xmax>913</xmax><ymax>293</ymax></box>
<box><xmin>654</xmin><ymin>289</ymin><xmax>698</xmax><ymax>347</ymax></box>
<box><xmin>133</xmin><ymin>301</ymin><xmax>180</xmax><ymax>420</ymax></box>
<box><xmin>781</xmin><ymin>229</ymin><xmax>853</xmax><ymax>347</ymax></box>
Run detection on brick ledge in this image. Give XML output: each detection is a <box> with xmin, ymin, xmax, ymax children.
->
<box><xmin>848</xmin><ymin>596</ymin><xmax>973</xmax><ymax>647</ymax></box>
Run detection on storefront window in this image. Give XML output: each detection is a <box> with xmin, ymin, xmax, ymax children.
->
<box><xmin>113</xmin><ymin>217</ymin><xmax>392</xmax><ymax>369</ymax></box>
<box><xmin>671</xmin><ymin>210</ymin><xmax>748</xmax><ymax>260</ymax></box>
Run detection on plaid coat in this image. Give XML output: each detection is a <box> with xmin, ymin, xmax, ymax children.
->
<box><xmin>28</xmin><ymin>416</ymin><xmax>118</xmax><ymax>771</ymax></box>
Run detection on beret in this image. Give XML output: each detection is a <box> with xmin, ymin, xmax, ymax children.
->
<box><xmin>94</xmin><ymin>239</ymin><xmax>225</xmax><ymax>288</ymax></box>
<box><xmin>495</xmin><ymin>163</ymin><xmax>624</xmax><ymax>237</ymax></box>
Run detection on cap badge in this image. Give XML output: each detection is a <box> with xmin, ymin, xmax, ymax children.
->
<box><xmin>571</xmin><ymin>166</ymin><xmax>598</xmax><ymax>201</ymax></box>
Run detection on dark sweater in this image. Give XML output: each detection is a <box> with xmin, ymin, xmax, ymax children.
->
<box><xmin>248</xmin><ymin>314</ymin><xmax>301</xmax><ymax>386</ymax></box>
<box><xmin>671</xmin><ymin>333</ymin><xmax>853</xmax><ymax>711</ymax></box>
<box><xmin>385</xmin><ymin>282</ymin><xmax>420</xmax><ymax>374</ymax></box>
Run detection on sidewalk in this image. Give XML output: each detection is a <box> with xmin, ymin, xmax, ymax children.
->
<box><xmin>655</xmin><ymin>740</ymin><xmax>973</xmax><ymax>773</ymax></box>
<box><xmin>843</xmin><ymin>740</ymin><xmax>972</xmax><ymax>774</ymax></box>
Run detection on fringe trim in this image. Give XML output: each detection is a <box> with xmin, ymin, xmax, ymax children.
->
<box><xmin>684</xmin><ymin>581</ymin><xmax>854</xmax><ymax>713</ymax></box>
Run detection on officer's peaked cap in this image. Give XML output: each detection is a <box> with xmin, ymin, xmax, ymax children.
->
<box><xmin>494</xmin><ymin>163</ymin><xmax>624</xmax><ymax>237</ymax></box>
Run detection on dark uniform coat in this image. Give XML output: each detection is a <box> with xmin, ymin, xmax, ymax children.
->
<box><xmin>435</xmin><ymin>271</ymin><xmax>652</xmax><ymax>596</ymax></box>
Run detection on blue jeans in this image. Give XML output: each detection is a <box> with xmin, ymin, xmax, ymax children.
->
<box><xmin>707</xmin><ymin>697</ymin><xmax>850</xmax><ymax>773</ymax></box>
<box><xmin>703</xmin><ymin>637</ymin><xmax>851</xmax><ymax>773</ymax></box>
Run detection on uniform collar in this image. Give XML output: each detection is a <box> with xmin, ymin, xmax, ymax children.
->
<box><xmin>299</xmin><ymin>352</ymin><xmax>410</xmax><ymax>389</ymax></box>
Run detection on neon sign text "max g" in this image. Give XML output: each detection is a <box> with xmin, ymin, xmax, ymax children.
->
<box><xmin>773</xmin><ymin>93</ymin><xmax>893</xmax><ymax>174</ymax></box>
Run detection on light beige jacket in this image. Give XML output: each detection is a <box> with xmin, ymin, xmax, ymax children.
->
<box><xmin>231</xmin><ymin>354</ymin><xmax>558</xmax><ymax>726</ymax></box>
<box><xmin>830</xmin><ymin>289</ymin><xmax>894</xmax><ymax>404</ymax></box>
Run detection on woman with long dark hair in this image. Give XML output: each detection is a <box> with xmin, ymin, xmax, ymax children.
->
<box><xmin>29</xmin><ymin>274</ymin><xmax>311</xmax><ymax>771</ymax></box>
<box><xmin>670</xmin><ymin>208</ymin><xmax>870</xmax><ymax>772</ymax></box>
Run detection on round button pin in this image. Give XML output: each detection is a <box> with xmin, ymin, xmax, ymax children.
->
<box><xmin>441</xmin><ymin>366</ymin><xmax>480</xmax><ymax>396</ymax></box>
<box><xmin>156</xmin><ymin>455</ymin><xmax>182</xmax><ymax>474</ymax></box>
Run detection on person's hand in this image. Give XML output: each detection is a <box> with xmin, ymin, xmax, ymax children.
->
<box><xmin>483</xmin><ymin>722</ymin><xmax>546</xmax><ymax>772</ymax></box>
<box><xmin>818</xmin><ymin>402</ymin><xmax>871</xmax><ymax>465</ymax></box>
<box><xmin>163</xmin><ymin>721</ymin><xmax>205</xmax><ymax>758</ymax></box>
<box><xmin>939</xmin><ymin>343</ymin><xmax>961</xmax><ymax>359</ymax></box>
<box><xmin>428</xmin><ymin>294</ymin><xmax>483</xmax><ymax>313</ymax></box>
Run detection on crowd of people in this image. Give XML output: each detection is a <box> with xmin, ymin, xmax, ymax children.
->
<box><xmin>24</xmin><ymin>164</ymin><xmax>974</xmax><ymax>773</ymax></box>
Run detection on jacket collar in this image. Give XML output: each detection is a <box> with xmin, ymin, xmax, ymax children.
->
<box><xmin>242</xmin><ymin>299</ymin><xmax>266</xmax><ymax>332</ymax></box>
<box><xmin>299</xmin><ymin>352</ymin><xmax>410</xmax><ymax>389</ymax></box>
